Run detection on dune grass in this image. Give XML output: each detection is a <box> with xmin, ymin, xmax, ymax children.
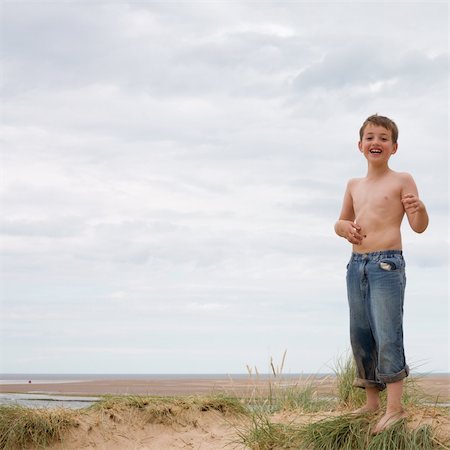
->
<box><xmin>245</xmin><ymin>350</ymin><xmax>335</xmax><ymax>414</ymax></box>
<box><xmin>235</xmin><ymin>411</ymin><xmax>304</xmax><ymax>450</ymax></box>
<box><xmin>245</xmin><ymin>377</ymin><xmax>334</xmax><ymax>415</ymax></box>
<box><xmin>0</xmin><ymin>405</ymin><xmax>78</xmax><ymax>450</ymax></box>
<box><xmin>298</xmin><ymin>414</ymin><xmax>444</xmax><ymax>450</ymax></box>
<box><xmin>236</xmin><ymin>352</ymin><xmax>450</xmax><ymax>450</ymax></box>
<box><xmin>333</xmin><ymin>353</ymin><xmax>366</xmax><ymax>408</ymax></box>
<box><xmin>333</xmin><ymin>353</ymin><xmax>440</xmax><ymax>410</ymax></box>
<box><xmin>91</xmin><ymin>393</ymin><xmax>247</xmax><ymax>426</ymax></box>
<box><xmin>236</xmin><ymin>406</ymin><xmax>449</xmax><ymax>450</ymax></box>
<box><xmin>236</xmin><ymin>411</ymin><xmax>449</xmax><ymax>450</ymax></box>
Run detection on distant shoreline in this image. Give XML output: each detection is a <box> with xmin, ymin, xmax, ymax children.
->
<box><xmin>0</xmin><ymin>373</ymin><xmax>334</xmax><ymax>384</ymax></box>
<box><xmin>1</xmin><ymin>372</ymin><xmax>448</xmax><ymax>380</ymax></box>
<box><xmin>0</xmin><ymin>373</ymin><xmax>448</xmax><ymax>401</ymax></box>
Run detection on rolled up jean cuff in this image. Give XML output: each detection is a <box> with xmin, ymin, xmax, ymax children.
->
<box><xmin>353</xmin><ymin>365</ymin><xmax>409</xmax><ymax>391</ymax></box>
<box><xmin>353</xmin><ymin>378</ymin><xmax>386</xmax><ymax>391</ymax></box>
<box><xmin>378</xmin><ymin>365</ymin><xmax>410</xmax><ymax>384</ymax></box>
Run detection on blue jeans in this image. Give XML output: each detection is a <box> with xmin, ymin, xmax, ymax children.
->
<box><xmin>346</xmin><ymin>250</ymin><xmax>409</xmax><ymax>391</ymax></box>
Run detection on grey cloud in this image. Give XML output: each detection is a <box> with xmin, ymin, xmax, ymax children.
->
<box><xmin>293</xmin><ymin>44</ymin><xmax>447</xmax><ymax>94</ymax></box>
<box><xmin>2</xmin><ymin>2</ymin><xmax>308</xmax><ymax>100</ymax></box>
<box><xmin>405</xmin><ymin>241</ymin><xmax>448</xmax><ymax>269</ymax></box>
<box><xmin>280</xmin><ymin>197</ymin><xmax>340</xmax><ymax>220</ymax></box>
<box><xmin>0</xmin><ymin>183</ymin><xmax>110</xmax><ymax>218</ymax></box>
<box><xmin>0</xmin><ymin>217</ymin><xmax>84</xmax><ymax>237</ymax></box>
<box><xmin>1</xmin><ymin>4</ymin><xmax>120</xmax><ymax>94</ymax></box>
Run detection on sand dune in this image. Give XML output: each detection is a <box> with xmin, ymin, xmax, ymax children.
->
<box><xmin>15</xmin><ymin>401</ymin><xmax>450</xmax><ymax>450</ymax></box>
<box><xmin>1</xmin><ymin>375</ymin><xmax>449</xmax><ymax>449</ymax></box>
<box><xmin>48</xmin><ymin>408</ymin><xmax>245</xmax><ymax>450</ymax></box>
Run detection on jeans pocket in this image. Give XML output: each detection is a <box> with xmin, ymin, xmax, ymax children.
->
<box><xmin>379</xmin><ymin>254</ymin><xmax>405</xmax><ymax>271</ymax></box>
<box><xmin>379</xmin><ymin>260</ymin><xmax>397</xmax><ymax>271</ymax></box>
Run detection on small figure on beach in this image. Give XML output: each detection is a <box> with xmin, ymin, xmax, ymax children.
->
<box><xmin>334</xmin><ymin>114</ymin><xmax>429</xmax><ymax>434</ymax></box>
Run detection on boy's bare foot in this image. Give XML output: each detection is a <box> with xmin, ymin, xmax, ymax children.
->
<box><xmin>372</xmin><ymin>410</ymin><xmax>408</xmax><ymax>434</ymax></box>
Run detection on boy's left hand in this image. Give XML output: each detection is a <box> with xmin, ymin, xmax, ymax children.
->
<box><xmin>402</xmin><ymin>193</ymin><xmax>424</xmax><ymax>214</ymax></box>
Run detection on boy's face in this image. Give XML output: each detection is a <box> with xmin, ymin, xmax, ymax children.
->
<box><xmin>358</xmin><ymin>123</ymin><xmax>398</xmax><ymax>163</ymax></box>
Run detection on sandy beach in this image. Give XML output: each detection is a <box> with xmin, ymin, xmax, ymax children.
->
<box><xmin>0</xmin><ymin>374</ymin><xmax>333</xmax><ymax>397</ymax></box>
<box><xmin>1</xmin><ymin>374</ymin><xmax>448</xmax><ymax>400</ymax></box>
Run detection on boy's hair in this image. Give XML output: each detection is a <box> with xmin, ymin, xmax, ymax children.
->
<box><xmin>359</xmin><ymin>114</ymin><xmax>399</xmax><ymax>143</ymax></box>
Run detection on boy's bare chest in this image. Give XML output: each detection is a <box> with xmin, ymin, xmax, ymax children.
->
<box><xmin>352</xmin><ymin>180</ymin><xmax>402</xmax><ymax>213</ymax></box>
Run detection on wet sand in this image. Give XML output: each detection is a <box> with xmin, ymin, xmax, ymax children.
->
<box><xmin>0</xmin><ymin>375</ymin><xmax>325</xmax><ymax>396</ymax></box>
<box><xmin>1</xmin><ymin>374</ymin><xmax>448</xmax><ymax>401</ymax></box>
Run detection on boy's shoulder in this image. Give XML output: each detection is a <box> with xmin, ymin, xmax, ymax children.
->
<box><xmin>389</xmin><ymin>170</ymin><xmax>416</xmax><ymax>187</ymax></box>
<box><xmin>392</xmin><ymin>170</ymin><xmax>414</xmax><ymax>180</ymax></box>
<box><xmin>347</xmin><ymin>171</ymin><xmax>415</xmax><ymax>184</ymax></box>
<box><xmin>346</xmin><ymin>177</ymin><xmax>364</xmax><ymax>188</ymax></box>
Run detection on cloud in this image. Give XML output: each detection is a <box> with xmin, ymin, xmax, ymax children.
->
<box><xmin>0</xmin><ymin>217</ymin><xmax>84</xmax><ymax>237</ymax></box>
<box><xmin>293</xmin><ymin>44</ymin><xmax>447</xmax><ymax>94</ymax></box>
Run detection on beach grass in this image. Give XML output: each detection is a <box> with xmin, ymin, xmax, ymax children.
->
<box><xmin>333</xmin><ymin>352</ymin><xmax>435</xmax><ymax>410</ymax></box>
<box><xmin>235</xmin><ymin>352</ymin><xmax>450</xmax><ymax>449</ymax></box>
<box><xmin>245</xmin><ymin>350</ymin><xmax>335</xmax><ymax>414</ymax></box>
<box><xmin>237</xmin><ymin>409</ymin><xmax>449</xmax><ymax>449</ymax></box>
<box><xmin>0</xmin><ymin>405</ymin><xmax>78</xmax><ymax>450</ymax></box>
<box><xmin>92</xmin><ymin>393</ymin><xmax>247</xmax><ymax>425</ymax></box>
<box><xmin>235</xmin><ymin>410</ymin><xmax>304</xmax><ymax>450</ymax></box>
<box><xmin>333</xmin><ymin>353</ymin><xmax>366</xmax><ymax>408</ymax></box>
<box><xmin>245</xmin><ymin>376</ymin><xmax>334</xmax><ymax>414</ymax></box>
<box><xmin>293</xmin><ymin>414</ymin><xmax>441</xmax><ymax>450</ymax></box>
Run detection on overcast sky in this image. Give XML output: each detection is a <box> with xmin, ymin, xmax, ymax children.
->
<box><xmin>0</xmin><ymin>1</ymin><xmax>448</xmax><ymax>375</ymax></box>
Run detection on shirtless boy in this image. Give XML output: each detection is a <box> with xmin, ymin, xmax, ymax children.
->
<box><xmin>335</xmin><ymin>114</ymin><xmax>429</xmax><ymax>434</ymax></box>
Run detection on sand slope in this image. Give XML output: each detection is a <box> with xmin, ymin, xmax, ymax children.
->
<box><xmin>46</xmin><ymin>408</ymin><xmax>246</xmax><ymax>450</ymax></box>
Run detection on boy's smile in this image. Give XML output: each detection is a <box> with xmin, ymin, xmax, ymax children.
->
<box><xmin>358</xmin><ymin>124</ymin><xmax>398</xmax><ymax>162</ymax></box>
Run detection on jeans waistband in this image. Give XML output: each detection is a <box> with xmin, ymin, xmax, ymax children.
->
<box><xmin>350</xmin><ymin>250</ymin><xmax>403</xmax><ymax>262</ymax></box>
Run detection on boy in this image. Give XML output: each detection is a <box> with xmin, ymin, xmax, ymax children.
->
<box><xmin>334</xmin><ymin>114</ymin><xmax>429</xmax><ymax>434</ymax></box>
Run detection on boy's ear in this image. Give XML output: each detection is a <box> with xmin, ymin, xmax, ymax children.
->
<box><xmin>391</xmin><ymin>143</ymin><xmax>398</xmax><ymax>154</ymax></box>
<box><xmin>358</xmin><ymin>141</ymin><xmax>363</xmax><ymax>153</ymax></box>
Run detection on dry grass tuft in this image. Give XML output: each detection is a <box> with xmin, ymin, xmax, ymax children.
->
<box><xmin>236</xmin><ymin>352</ymin><xmax>450</xmax><ymax>450</ymax></box>
<box><xmin>0</xmin><ymin>405</ymin><xmax>78</xmax><ymax>450</ymax></box>
<box><xmin>92</xmin><ymin>393</ymin><xmax>247</xmax><ymax>426</ymax></box>
<box><xmin>237</xmin><ymin>412</ymin><xmax>449</xmax><ymax>450</ymax></box>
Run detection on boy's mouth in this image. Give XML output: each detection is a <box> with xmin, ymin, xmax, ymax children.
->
<box><xmin>370</xmin><ymin>149</ymin><xmax>382</xmax><ymax>154</ymax></box>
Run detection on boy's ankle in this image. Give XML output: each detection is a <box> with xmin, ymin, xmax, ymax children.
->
<box><xmin>386</xmin><ymin>405</ymin><xmax>405</xmax><ymax>415</ymax></box>
<box><xmin>351</xmin><ymin>404</ymin><xmax>380</xmax><ymax>414</ymax></box>
<box><xmin>367</xmin><ymin>402</ymin><xmax>381</xmax><ymax>411</ymax></box>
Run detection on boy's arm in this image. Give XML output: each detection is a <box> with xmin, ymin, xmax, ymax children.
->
<box><xmin>335</xmin><ymin>180</ymin><xmax>364</xmax><ymax>245</ymax></box>
<box><xmin>400</xmin><ymin>173</ymin><xmax>429</xmax><ymax>233</ymax></box>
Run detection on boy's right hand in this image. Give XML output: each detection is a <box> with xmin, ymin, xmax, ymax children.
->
<box><xmin>343</xmin><ymin>221</ymin><xmax>364</xmax><ymax>245</ymax></box>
